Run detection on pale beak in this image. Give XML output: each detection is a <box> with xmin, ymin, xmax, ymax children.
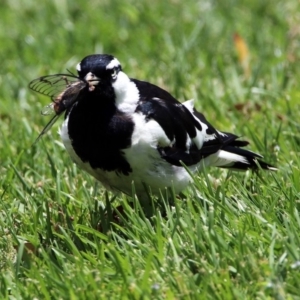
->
<box><xmin>84</xmin><ymin>72</ymin><xmax>100</xmax><ymax>85</ymax></box>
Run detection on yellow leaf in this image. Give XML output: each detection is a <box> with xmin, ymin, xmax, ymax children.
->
<box><xmin>233</xmin><ymin>33</ymin><xmax>251</xmax><ymax>78</ymax></box>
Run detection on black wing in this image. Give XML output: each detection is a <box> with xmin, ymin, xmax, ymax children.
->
<box><xmin>132</xmin><ymin>79</ymin><xmax>275</xmax><ymax>170</ymax></box>
<box><xmin>131</xmin><ymin>79</ymin><xmax>180</xmax><ymax>104</ymax></box>
<box><xmin>132</xmin><ymin>79</ymin><xmax>211</xmax><ymax>166</ymax></box>
<box><xmin>135</xmin><ymin>96</ymin><xmax>214</xmax><ymax>166</ymax></box>
<box><xmin>133</xmin><ymin>79</ymin><xmax>248</xmax><ymax>166</ymax></box>
<box><xmin>28</xmin><ymin>74</ymin><xmax>79</xmax><ymax>101</ymax></box>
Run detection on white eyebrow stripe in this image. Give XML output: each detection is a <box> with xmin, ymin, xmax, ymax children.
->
<box><xmin>106</xmin><ymin>58</ymin><xmax>121</xmax><ymax>70</ymax></box>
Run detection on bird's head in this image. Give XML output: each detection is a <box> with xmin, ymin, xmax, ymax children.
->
<box><xmin>76</xmin><ymin>54</ymin><xmax>139</xmax><ymax>111</ymax></box>
<box><xmin>76</xmin><ymin>54</ymin><xmax>122</xmax><ymax>92</ymax></box>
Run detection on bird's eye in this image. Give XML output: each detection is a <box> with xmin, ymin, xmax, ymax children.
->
<box><xmin>111</xmin><ymin>68</ymin><xmax>118</xmax><ymax>79</ymax></box>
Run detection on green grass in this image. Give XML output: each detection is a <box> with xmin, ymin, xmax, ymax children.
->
<box><xmin>1</xmin><ymin>0</ymin><xmax>300</xmax><ymax>298</ymax></box>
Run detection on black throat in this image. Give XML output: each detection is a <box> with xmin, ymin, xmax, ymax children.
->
<box><xmin>66</xmin><ymin>88</ymin><xmax>134</xmax><ymax>175</ymax></box>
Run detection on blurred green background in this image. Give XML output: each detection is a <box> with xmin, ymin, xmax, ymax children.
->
<box><xmin>1</xmin><ymin>0</ymin><xmax>300</xmax><ymax>156</ymax></box>
<box><xmin>1</xmin><ymin>0</ymin><xmax>300</xmax><ymax>298</ymax></box>
<box><xmin>1</xmin><ymin>0</ymin><xmax>299</xmax><ymax>140</ymax></box>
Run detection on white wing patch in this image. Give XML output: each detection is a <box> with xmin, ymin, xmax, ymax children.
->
<box><xmin>129</xmin><ymin>112</ymin><xmax>172</xmax><ymax>148</ymax></box>
<box><xmin>182</xmin><ymin>99</ymin><xmax>217</xmax><ymax>150</ymax></box>
<box><xmin>182</xmin><ymin>99</ymin><xmax>194</xmax><ymax>111</ymax></box>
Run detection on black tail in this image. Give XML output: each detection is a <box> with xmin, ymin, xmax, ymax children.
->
<box><xmin>219</xmin><ymin>144</ymin><xmax>277</xmax><ymax>171</ymax></box>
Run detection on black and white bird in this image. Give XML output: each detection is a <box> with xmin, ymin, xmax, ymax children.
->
<box><xmin>29</xmin><ymin>54</ymin><xmax>275</xmax><ymax>198</ymax></box>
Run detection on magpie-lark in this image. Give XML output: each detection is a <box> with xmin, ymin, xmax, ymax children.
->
<box><xmin>29</xmin><ymin>54</ymin><xmax>275</xmax><ymax>198</ymax></box>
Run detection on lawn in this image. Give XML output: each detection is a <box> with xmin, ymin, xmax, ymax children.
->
<box><xmin>1</xmin><ymin>0</ymin><xmax>300</xmax><ymax>298</ymax></box>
